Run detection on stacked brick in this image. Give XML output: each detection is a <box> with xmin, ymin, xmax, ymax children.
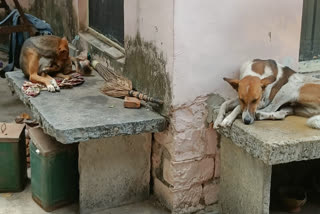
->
<box><xmin>152</xmin><ymin>96</ymin><xmax>220</xmax><ymax>213</ymax></box>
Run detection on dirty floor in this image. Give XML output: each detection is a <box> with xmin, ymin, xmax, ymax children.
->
<box><xmin>0</xmin><ymin>51</ymin><xmax>169</xmax><ymax>214</ymax></box>
<box><xmin>0</xmin><ymin>179</ymin><xmax>169</xmax><ymax>214</ymax></box>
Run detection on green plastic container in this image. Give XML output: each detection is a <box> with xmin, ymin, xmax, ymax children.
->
<box><xmin>0</xmin><ymin>123</ymin><xmax>27</xmax><ymax>192</ymax></box>
<box><xmin>29</xmin><ymin>127</ymin><xmax>79</xmax><ymax>211</ymax></box>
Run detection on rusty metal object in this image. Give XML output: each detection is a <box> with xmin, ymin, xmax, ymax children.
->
<box><xmin>0</xmin><ymin>0</ymin><xmax>36</xmax><ymax>35</ymax></box>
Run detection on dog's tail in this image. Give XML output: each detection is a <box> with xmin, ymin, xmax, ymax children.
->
<box><xmin>307</xmin><ymin>115</ymin><xmax>320</xmax><ymax>129</ymax></box>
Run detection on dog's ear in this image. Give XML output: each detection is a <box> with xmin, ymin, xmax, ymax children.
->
<box><xmin>223</xmin><ymin>77</ymin><xmax>239</xmax><ymax>91</ymax></box>
<box><xmin>261</xmin><ymin>76</ymin><xmax>276</xmax><ymax>89</ymax></box>
<box><xmin>58</xmin><ymin>37</ymin><xmax>69</xmax><ymax>59</ymax></box>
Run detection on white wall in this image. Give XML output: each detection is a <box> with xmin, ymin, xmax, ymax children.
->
<box><xmin>173</xmin><ymin>0</ymin><xmax>303</xmax><ymax>106</ymax></box>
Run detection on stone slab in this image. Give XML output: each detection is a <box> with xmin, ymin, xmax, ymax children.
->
<box><xmin>78</xmin><ymin>134</ymin><xmax>151</xmax><ymax>213</ymax></box>
<box><xmin>208</xmin><ymin>94</ymin><xmax>320</xmax><ymax>165</ymax></box>
<box><xmin>6</xmin><ymin>71</ymin><xmax>166</xmax><ymax>144</ymax></box>
<box><xmin>220</xmin><ymin>136</ymin><xmax>271</xmax><ymax>214</ymax></box>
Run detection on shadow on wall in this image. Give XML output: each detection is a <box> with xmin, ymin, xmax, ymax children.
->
<box><xmin>124</xmin><ymin>33</ymin><xmax>172</xmax><ymax>117</ymax></box>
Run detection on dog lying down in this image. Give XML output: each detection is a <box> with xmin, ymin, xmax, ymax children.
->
<box><xmin>214</xmin><ymin>59</ymin><xmax>320</xmax><ymax>129</ymax></box>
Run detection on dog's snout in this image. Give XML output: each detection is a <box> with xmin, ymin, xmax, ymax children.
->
<box><xmin>244</xmin><ymin>118</ymin><xmax>251</xmax><ymax>125</ymax></box>
<box><xmin>242</xmin><ymin>110</ymin><xmax>254</xmax><ymax>125</ymax></box>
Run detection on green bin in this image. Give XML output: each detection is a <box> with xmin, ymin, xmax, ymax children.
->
<box><xmin>0</xmin><ymin>123</ymin><xmax>27</xmax><ymax>192</ymax></box>
<box><xmin>29</xmin><ymin>127</ymin><xmax>79</xmax><ymax>211</ymax></box>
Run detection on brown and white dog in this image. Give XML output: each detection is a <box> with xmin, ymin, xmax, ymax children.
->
<box><xmin>19</xmin><ymin>35</ymin><xmax>73</xmax><ymax>92</ymax></box>
<box><xmin>214</xmin><ymin>59</ymin><xmax>320</xmax><ymax>129</ymax></box>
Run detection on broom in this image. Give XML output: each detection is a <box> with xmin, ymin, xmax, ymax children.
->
<box><xmin>91</xmin><ymin>60</ymin><xmax>164</xmax><ymax>105</ymax></box>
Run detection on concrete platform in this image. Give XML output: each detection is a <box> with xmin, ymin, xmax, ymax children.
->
<box><xmin>6</xmin><ymin>71</ymin><xmax>166</xmax><ymax>144</ymax></box>
<box><xmin>208</xmin><ymin>97</ymin><xmax>320</xmax><ymax>165</ymax></box>
<box><xmin>208</xmin><ymin>94</ymin><xmax>320</xmax><ymax>214</ymax></box>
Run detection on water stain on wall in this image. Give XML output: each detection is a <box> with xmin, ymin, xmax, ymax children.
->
<box><xmin>124</xmin><ymin>33</ymin><xmax>172</xmax><ymax>116</ymax></box>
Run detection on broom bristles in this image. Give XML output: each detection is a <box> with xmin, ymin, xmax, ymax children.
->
<box><xmin>92</xmin><ymin>60</ymin><xmax>163</xmax><ymax>105</ymax></box>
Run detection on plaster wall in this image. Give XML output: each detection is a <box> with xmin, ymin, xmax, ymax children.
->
<box><xmin>173</xmin><ymin>0</ymin><xmax>303</xmax><ymax>105</ymax></box>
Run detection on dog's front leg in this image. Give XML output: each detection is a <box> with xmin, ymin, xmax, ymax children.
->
<box><xmin>214</xmin><ymin>98</ymin><xmax>239</xmax><ymax>128</ymax></box>
<box><xmin>220</xmin><ymin>105</ymin><xmax>242</xmax><ymax>127</ymax></box>
<box><xmin>256</xmin><ymin>107</ymin><xmax>294</xmax><ymax>120</ymax></box>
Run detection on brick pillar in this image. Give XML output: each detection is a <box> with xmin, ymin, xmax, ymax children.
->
<box><xmin>152</xmin><ymin>97</ymin><xmax>220</xmax><ymax>213</ymax></box>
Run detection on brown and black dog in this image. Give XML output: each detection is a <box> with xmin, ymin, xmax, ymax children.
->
<box><xmin>19</xmin><ymin>35</ymin><xmax>73</xmax><ymax>92</ymax></box>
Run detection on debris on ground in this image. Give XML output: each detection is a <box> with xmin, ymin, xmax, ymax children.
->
<box><xmin>0</xmin><ymin>193</ymin><xmax>12</xmax><ymax>198</ymax></box>
<box><xmin>124</xmin><ymin>96</ymin><xmax>141</xmax><ymax>109</ymax></box>
<box><xmin>15</xmin><ymin>113</ymin><xmax>38</xmax><ymax>127</ymax></box>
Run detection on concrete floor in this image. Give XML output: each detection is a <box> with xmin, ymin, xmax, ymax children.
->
<box><xmin>0</xmin><ymin>179</ymin><xmax>169</xmax><ymax>214</ymax></box>
<box><xmin>0</xmin><ymin>179</ymin><xmax>78</xmax><ymax>214</ymax></box>
<box><xmin>0</xmin><ymin>51</ymin><xmax>169</xmax><ymax>214</ymax></box>
<box><xmin>0</xmin><ymin>181</ymin><xmax>169</xmax><ymax>214</ymax></box>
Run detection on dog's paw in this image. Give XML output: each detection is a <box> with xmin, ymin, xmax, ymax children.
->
<box><xmin>255</xmin><ymin>111</ymin><xmax>266</xmax><ymax>120</ymax></box>
<box><xmin>47</xmin><ymin>84</ymin><xmax>56</xmax><ymax>92</ymax></box>
<box><xmin>50</xmin><ymin>79</ymin><xmax>60</xmax><ymax>92</ymax></box>
<box><xmin>213</xmin><ymin>117</ymin><xmax>223</xmax><ymax>129</ymax></box>
<box><xmin>220</xmin><ymin>117</ymin><xmax>233</xmax><ymax>127</ymax></box>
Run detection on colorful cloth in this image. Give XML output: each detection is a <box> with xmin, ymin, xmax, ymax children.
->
<box><xmin>22</xmin><ymin>73</ymin><xmax>84</xmax><ymax>97</ymax></box>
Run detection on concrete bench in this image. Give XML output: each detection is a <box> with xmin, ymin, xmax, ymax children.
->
<box><xmin>207</xmin><ymin>95</ymin><xmax>320</xmax><ymax>214</ymax></box>
<box><xmin>6</xmin><ymin>71</ymin><xmax>166</xmax><ymax>214</ymax></box>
